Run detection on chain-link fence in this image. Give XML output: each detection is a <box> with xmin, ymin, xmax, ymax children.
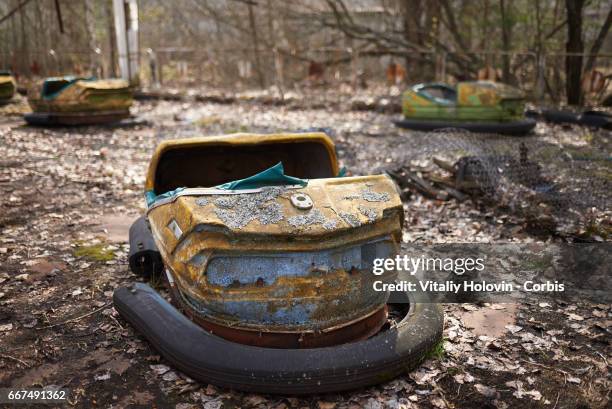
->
<box><xmin>0</xmin><ymin>49</ymin><xmax>111</xmax><ymax>87</ymax></box>
<box><xmin>2</xmin><ymin>48</ymin><xmax>611</xmax><ymax>105</ymax></box>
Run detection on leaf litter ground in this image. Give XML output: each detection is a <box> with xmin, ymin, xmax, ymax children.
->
<box><xmin>0</xmin><ymin>95</ymin><xmax>609</xmax><ymax>408</ymax></box>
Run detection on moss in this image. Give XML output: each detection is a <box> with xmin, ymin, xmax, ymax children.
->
<box><xmin>224</xmin><ymin>125</ymin><xmax>249</xmax><ymax>134</ymax></box>
<box><xmin>522</xmin><ymin>253</ymin><xmax>554</xmax><ymax>271</ymax></box>
<box><xmin>446</xmin><ymin>366</ymin><xmax>460</xmax><ymax>375</ymax></box>
<box><xmin>424</xmin><ymin>338</ymin><xmax>446</xmax><ymax>361</ymax></box>
<box><xmin>74</xmin><ymin>243</ymin><xmax>115</xmax><ymax>262</ymax></box>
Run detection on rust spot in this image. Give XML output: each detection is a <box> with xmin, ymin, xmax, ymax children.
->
<box><xmin>177</xmin><ymin>291</ymin><xmax>387</xmax><ymax>348</ymax></box>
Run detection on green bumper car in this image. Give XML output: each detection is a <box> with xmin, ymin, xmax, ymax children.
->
<box><xmin>395</xmin><ymin>81</ymin><xmax>536</xmax><ymax>135</ymax></box>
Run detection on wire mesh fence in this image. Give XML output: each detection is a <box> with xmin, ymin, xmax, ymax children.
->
<box><xmin>2</xmin><ymin>48</ymin><xmax>611</xmax><ymax>105</ymax></box>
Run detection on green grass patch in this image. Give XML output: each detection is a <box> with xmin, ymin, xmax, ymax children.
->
<box><xmin>446</xmin><ymin>366</ymin><xmax>460</xmax><ymax>375</ymax></box>
<box><xmin>149</xmin><ymin>271</ymin><xmax>165</xmax><ymax>289</ymax></box>
<box><xmin>74</xmin><ymin>243</ymin><xmax>115</xmax><ymax>262</ymax></box>
<box><xmin>424</xmin><ymin>338</ymin><xmax>446</xmax><ymax>361</ymax></box>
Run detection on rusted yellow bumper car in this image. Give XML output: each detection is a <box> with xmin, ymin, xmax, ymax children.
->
<box><xmin>24</xmin><ymin>76</ymin><xmax>132</xmax><ymax>126</ymax></box>
<box><xmin>0</xmin><ymin>71</ymin><xmax>16</xmax><ymax>103</ymax></box>
<box><xmin>114</xmin><ymin>132</ymin><xmax>443</xmax><ymax>394</ymax></box>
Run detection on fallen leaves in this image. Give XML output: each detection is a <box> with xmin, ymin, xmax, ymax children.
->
<box><xmin>0</xmin><ymin>323</ymin><xmax>13</xmax><ymax>332</ymax></box>
<box><xmin>94</xmin><ymin>371</ymin><xmax>111</xmax><ymax>381</ymax></box>
<box><xmin>150</xmin><ymin>364</ymin><xmax>171</xmax><ymax>375</ymax></box>
<box><xmin>505</xmin><ymin>380</ymin><xmax>542</xmax><ymax>401</ymax></box>
<box><xmin>474</xmin><ymin>383</ymin><xmax>498</xmax><ymax>398</ymax></box>
<box><xmin>162</xmin><ymin>371</ymin><xmax>179</xmax><ymax>382</ymax></box>
<box><xmin>504</xmin><ymin>324</ymin><xmax>523</xmax><ymax>334</ymax></box>
<box><xmin>410</xmin><ymin>368</ymin><xmax>440</xmax><ymax>385</ymax></box>
<box><xmin>0</xmin><ymin>99</ymin><xmax>610</xmax><ymax>409</ymax></box>
<box><xmin>452</xmin><ymin>372</ymin><xmax>475</xmax><ymax>384</ymax></box>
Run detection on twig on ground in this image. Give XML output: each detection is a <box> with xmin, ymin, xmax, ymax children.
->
<box><xmin>592</xmin><ymin>349</ymin><xmax>609</xmax><ymax>366</ymax></box>
<box><xmin>36</xmin><ymin>303</ymin><xmax>111</xmax><ymax>330</ymax></box>
<box><xmin>434</xmin><ymin>385</ymin><xmax>451</xmax><ymax>408</ymax></box>
<box><xmin>108</xmin><ymin>313</ymin><xmax>124</xmax><ymax>330</ymax></box>
<box><xmin>520</xmin><ymin>359</ymin><xmax>570</xmax><ymax>377</ymax></box>
<box><xmin>553</xmin><ymin>391</ymin><xmax>560</xmax><ymax>409</ymax></box>
<box><xmin>0</xmin><ymin>353</ymin><xmax>30</xmax><ymax>367</ymax></box>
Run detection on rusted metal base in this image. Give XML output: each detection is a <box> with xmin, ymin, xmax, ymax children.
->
<box><xmin>188</xmin><ymin>303</ymin><xmax>387</xmax><ymax>349</ymax></box>
<box><xmin>24</xmin><ymin>110</ymin><xmax>130</xmax><ymax>126</ymax></box>
<box><xmin>166</xmin><ymin>273</ymin><xmax>388</xmax><ymax>349</ymax></box>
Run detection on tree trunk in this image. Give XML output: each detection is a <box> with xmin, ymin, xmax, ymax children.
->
<box><xmin>534</xmin><ymin>0</ymin><xmax>545</xmax><ymax>102</ymax></box>
<box><xmin>565</xmin><ymin>0</ymin><xmax>584</xmax><ymax>106</ymax></box>
<box><xmin>10</xmin><ymin>0</ymin><xmax>18</xmax><ymax>72</ymax></box>
<box><xmin>247</xmin><ymin>3</ymin><xmax>265</xmax><ymax>88</ymax></box>
<box><xmin>19</xmin><ymin>0</ymin><xmax>28</xmax><ymax>74</ymax></box>
<box><xmin>266</xmin><ymin>0</ymin><xmax>284</xmax><ymax>98</ymax></box>
<box><xmin>481</xmin><ymin>0</ymin><xmax>490</xmax><ymax>53</ymax></box>
<box><xmin>34</xmin><ymin>1</ymin><xmax>46</xmax><ymax>75</ymax></box>
<box><xmin>499</xmin><ymin>0</ymin><xmax>512</xmax><ymax>83</ymax></box>
<box><xmin>400</xmin><ymin>0</ymin><xmax>423</xmax><ymax>78</ymax></box>
<box><xmin>105</xmin><ymin>0</ymin><xmax>116</xmax><ymax>77</ymax></box>
<box><xmin>84</xmin><ymin>0</ymin><xmax>97</xmax><ymax>76</ymax></box>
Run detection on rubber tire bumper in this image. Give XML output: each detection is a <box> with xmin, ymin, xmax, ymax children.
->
<box><xmin>536</xmin><ymin>109</ymin><xmax>611</xmax><ymax>130</ymax></box>
<box><xmin>580</xmin><ymin>110</ymin><xmax>611</xmax><ymax>130</ymax></box>
<box><xmin>24</xmin><ymin>110</ymin><xmax>129</xmax><ymax>126</ymax></box>
<box><xmin>113</xmin><ymin>283</ymin><xmax>444</xmax><ymax>395</ymax></box>
<box><xmin>23</xmin><ymin>112</ymin><xmax>56</xmax><ymax>126</ymax></box>
<box><xmin>128</xmin><ymin>216</ymin><xmax>163</xmax><ymax>278</ymax></box>
<box><xmin>541</xmin><ymin>109</ymin><xmax>581</xmax><ymax>125</ymax></box>
<box><xmin>394</xmin><ymin>118</ymin><xmax>536</xmax><ymax>135</ymax></box>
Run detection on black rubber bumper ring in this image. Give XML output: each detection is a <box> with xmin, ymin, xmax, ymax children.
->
<box><xmin>394</xmin><ymin>118</ymin><xmax>536</xmax><ymax>135</ymax></box>
<box><xmin>113</xmin><ymin>283</ymin><xmax>444</xmax><ymax>395</ymax></box>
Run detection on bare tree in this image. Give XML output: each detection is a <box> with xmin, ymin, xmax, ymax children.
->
<box><xmin>499</xmin><ymin>0</ymin><xmax>514</xmax><ymax>83</ymax></box>
<box><xmin>583</xmin><ymin>5</ymin><xmax>612</xmax><ymax>74</ymax></box>
<box><xmin>565</xmin><ymin>0</ymin><xmax>584</xmax><ymax>105</ymax></box>
<box><xmin>247</xmin><ymin>2</ymin><xmax>265</xmax><ymax>88</ymax></box>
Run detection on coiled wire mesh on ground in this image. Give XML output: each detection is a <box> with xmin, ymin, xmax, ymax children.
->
<box><xmin>379</xmin><ymin>127</ymin><xmax>611</xmax><ymax>239</ymax></box>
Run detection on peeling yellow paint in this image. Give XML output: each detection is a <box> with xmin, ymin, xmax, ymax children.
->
<box><xmin>27</xmin><ymin>78</ymin><xmax>132</xmax><ymax>113</ymax></box>
<box><xmin>144</xmin><ymin>133</ymin><xmax>403</xmax><ymax>332</ymax></box>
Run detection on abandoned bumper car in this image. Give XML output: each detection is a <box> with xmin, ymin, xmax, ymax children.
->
<box><xmin>0</xmin><ymin>70</ymin><xmax>16</xmax><ymax>103</ymax></box>
<box><xmin>24</xmin><ymin>76</ymin><xmax>133</xmax><ymax>126</ymax></box>
<box><xmin>114</xmin><ymin>132</ymin><xmax>443</xmax><ymax>394</ymax></box>
<box><xmin>395</xmin><ymin>81</ymin><xmax>536</xmax><ymax>135</ymax></box>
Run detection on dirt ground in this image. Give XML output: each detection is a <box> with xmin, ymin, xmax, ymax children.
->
<box><xmin>0</xmin><ymin>95</ymin><xmax>610</xmax><ymax>409</ymax></box>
